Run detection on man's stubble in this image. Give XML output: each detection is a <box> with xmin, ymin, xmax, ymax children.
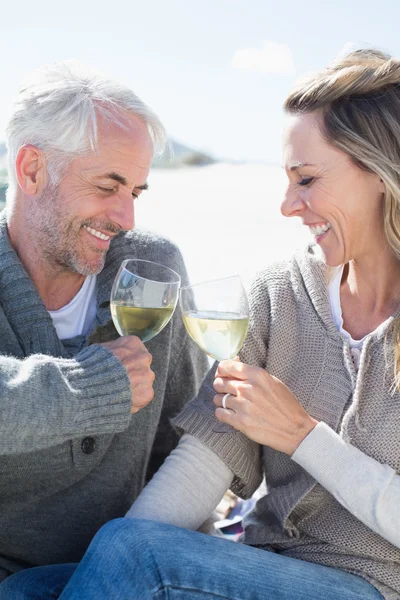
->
<box><xmin>25</xmin><ymin>183</ymin><xmax>109</xmax><ymax>277</ymax></box>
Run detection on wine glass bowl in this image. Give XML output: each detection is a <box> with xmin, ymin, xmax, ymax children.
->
<box><xmin>111</xmin><ymin>259</ymin><xmax>181</xmax><ymax>342</ymax></box>
<box><xmin>180</xmin><ymin>275</ymin><xmax>249</xmax><ymax>361</ymax></box>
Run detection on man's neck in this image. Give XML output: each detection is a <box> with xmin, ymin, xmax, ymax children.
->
<box><xmin>7</xmin><ymin>216</ymin><xmax>86</xmax><ymax>311</ymax></box>
<box><xmin>36</xmin><ymin>269</ymin><xmax>87</xmax><ymax>311</ymax></box>
<box><xmin>21</xmin><ymin>256</ymin><xmax>85</xmax><ymax>311</ymax></box>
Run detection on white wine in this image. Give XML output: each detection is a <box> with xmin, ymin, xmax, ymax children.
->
<box><xmin>111</xmin><ymin>303</ymin><xmax>174</xmax><ymax>342</ymax></box>
<box><xmin>182</xmin><ymin>311</ymin><xmax>249</xmax><ymax>361</ymax></box>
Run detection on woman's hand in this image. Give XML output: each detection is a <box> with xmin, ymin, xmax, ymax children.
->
<box><xmin>213</xmin><ymin>360</ymin><xmax>318</xmax><ymax>456</ymax></box>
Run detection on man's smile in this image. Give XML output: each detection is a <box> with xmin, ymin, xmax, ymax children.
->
<box><xmin>83</xmin><ymin>225</ymin><xmax>111</xmax><ymax>241</ymax></box>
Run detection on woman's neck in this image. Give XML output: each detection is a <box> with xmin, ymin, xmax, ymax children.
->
<box><xmin>340</xmin><ymin>248</ymin><xmax>400</xmax><ymax>339</ymax></box>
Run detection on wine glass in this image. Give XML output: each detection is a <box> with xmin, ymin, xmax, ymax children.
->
<box><xmin>179</xmin><ymin>275</ymin><xmax>249</xmax><ymax>361</ymax></box>
<box><xmin>111</xmin><ymin>259</ymin><xmax>181</xmax><ymax>342</ymax></box>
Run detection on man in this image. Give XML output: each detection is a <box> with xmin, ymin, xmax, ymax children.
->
<box><xmin>0</xmin><ymin>61</ymin><xmax>208</xmax><ymax>589</ymax></box>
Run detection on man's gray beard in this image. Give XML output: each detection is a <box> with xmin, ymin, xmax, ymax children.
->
<box><xmin>26</xmin><ymin>184</ymin><xmax>108</xmax><ymax>276</ymax></box>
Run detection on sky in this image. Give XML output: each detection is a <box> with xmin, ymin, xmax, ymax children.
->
<box><xmin>1</xmin><ymin>0</ymin><xmax>400</xmax><ymax>163</ymax></box>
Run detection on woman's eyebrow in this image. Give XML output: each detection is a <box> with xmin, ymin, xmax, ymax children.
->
<box><xmin>287</xmin><ymin>162</ymin><xmax>316</xmax><ymax>171</ymax></box>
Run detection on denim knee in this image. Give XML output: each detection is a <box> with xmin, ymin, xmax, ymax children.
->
<box><xmin>85</xmin><ymin>517</ymin><xmax>156</xmax><ymax>563</ymax></box>
<box><xmin>92</xmin><ymin>517</ymin><xmax>168</xmax><ymax>547</ymax></box>
<box><xmin>87</xmin><ymin>518</ymin><xmax>181</xmax><ymax>570</ymax></box>
<box><xmin>90</xmin><ymin>518</ymin><xmax>137</xmax><ymax>550</ymax></box>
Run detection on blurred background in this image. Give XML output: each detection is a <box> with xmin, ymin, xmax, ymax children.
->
<box><xmin>1</xmin><ymin>0</ymin><xmax>399</xmax><ymax>285</ymax></box>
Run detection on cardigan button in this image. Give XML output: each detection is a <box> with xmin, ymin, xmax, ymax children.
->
<box><xmin>81</xmin><ymin>437</ymin><xmax>96</xmax><ymax>454</ymax></box>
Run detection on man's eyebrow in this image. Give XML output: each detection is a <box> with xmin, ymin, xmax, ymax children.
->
<box><xmin>105</xmin><ymin>172</ymin><xmax>127</xmax><ymax>185</ymax></box>
<box><xmin>104</xmin><ymin>172</ymin><xmax>149</xmax><ymax>190</ymax></box>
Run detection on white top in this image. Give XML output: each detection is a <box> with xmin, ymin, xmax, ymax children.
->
<box><xmin>328</xmin><ymin>265</ymin><xmax>366</xmax><ymax>348</ymax></box>
<box><xmin>48</xmin><ymin>275</ymin><xmax>97</xmax><ymax>340</ymax></box>
<box><xmin>328</xmin><ymin>265</ymin><xmax>375</xmax><ymax>371</ymax></box>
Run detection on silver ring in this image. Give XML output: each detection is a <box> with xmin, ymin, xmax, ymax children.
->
<box><xmin>222</xmin><ymin>393</ymin><xmax>230</xmax><ymax>410</ymax></box>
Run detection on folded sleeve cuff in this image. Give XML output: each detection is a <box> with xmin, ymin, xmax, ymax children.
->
<box><xmin>66</xmin><ymin>345</ymin><xmax>132</xmax><ymax>431</ymax></box>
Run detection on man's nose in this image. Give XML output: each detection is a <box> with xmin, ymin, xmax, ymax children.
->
<box><xmin>108</xmin><ymin>193</ymin><xmax>135</xmax><ymax>232</ymax></box>
<box><xmin>280</xmin><ymin>190</ymin><xmax>306</xmax><ymax>218</ymax></box>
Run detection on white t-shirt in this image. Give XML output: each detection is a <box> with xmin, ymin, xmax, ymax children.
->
<box><xmin>328</xmin><ymin>265</ymin><xmax>367</xmax><ymax>371</ymax></box>
<box><xmin>48</xmin><ymin>275</ymin><xmax>97</xmax><ymax>340</ymax></box>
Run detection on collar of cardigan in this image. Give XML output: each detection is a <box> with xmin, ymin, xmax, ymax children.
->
<box><xmin>0</xmin><ymin>210</ymin><xmax>138</xmax><ymax>357</ymax></box>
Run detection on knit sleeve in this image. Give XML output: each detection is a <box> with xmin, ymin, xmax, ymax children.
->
<box><xmin>0</xmin><ymin>345</ymin><xmax>132</xmax><ymax>455</ymax></box>
<box><xmin>292</xmin><ymin>422</ymin><xmax>400</xmax><ymax>548</ymax></box>
<box><xmin>172</xmin><ymin>270</ymin><xmax>271</xmax><ymax>499</ymax></box>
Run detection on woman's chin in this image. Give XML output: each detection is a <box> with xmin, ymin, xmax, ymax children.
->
<box><xmin>318</xmin><ymin>248</ymin><xmax>345</xmax><ymax>268</ymax></box>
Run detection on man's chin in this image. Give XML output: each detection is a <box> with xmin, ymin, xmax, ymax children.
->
<box><xmin>71</xmin><ymin>242</ymin><xmax>110</xmax><ymax>274</ymax></box>
<box><xmin>72</xmin><ymin>255</ymin><xmax>107</xmax><ymax>276</ymax></box>
<box><xmin>77</xmin><ymin>263</ymin><xmax>105</xmax><ymax>276</ymax></box>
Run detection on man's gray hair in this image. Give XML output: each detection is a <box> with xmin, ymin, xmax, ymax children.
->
<box><xmin>5</xmin><ymin>60</ymin><xmax>167</xmax><ymax>195</ymax></box>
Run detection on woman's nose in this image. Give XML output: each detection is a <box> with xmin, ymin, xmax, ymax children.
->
<box><xmin>280</xmin><ymin>190</ymin><xmax>306</xmax><ymax>218</ymax></box>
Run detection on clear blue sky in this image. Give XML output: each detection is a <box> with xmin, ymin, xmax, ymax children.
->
<box><xmin>1</xmin><ymin>0</ymin><xmax>399</xmax><ymax>162</ymax></box>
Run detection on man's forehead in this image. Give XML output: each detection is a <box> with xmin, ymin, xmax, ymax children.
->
<box><xmin>74</xmin><ymin>132</ymin><xmax>153</xmax><ymax>181</ymax></box>
<box><xmin>75</xmin><ymin>157</ymin><xmax>150</xmax><ymax>188</ymax></box>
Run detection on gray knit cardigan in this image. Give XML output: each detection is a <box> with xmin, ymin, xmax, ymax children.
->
<box><xmin>174</xmin><ymin>244</ymin><xmax>400</xmax><ymax>600</ymax></box>
<box><xmin>0</xmin><ymin>212</ymin><xmax>208</xmax><ymax>581</ymax></box>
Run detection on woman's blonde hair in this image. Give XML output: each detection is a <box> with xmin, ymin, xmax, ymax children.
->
<box><xmin>284</xmin><ymin>48</ymin><xmax>400</xmax><ymax>387</ymax></box>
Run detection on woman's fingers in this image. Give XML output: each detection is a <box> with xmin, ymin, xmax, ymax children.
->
<box><xmin>214</xmin><ymin>406</ymin><xmax>238</xmax><ymax>427</ymax></box>
<box><xmin>213</xmin><ymin>393</ymin><xmax>240</xmax><ymax>412</ymax></box>
<box><xmin>213</xmin><ymin>376</ymin><xmax>240</xmax><ymax>396</ymax></box>
<box><xmin>216</xmin><ymin>359</ymin><xmax>249</xmax><ymax>380</ymax></box>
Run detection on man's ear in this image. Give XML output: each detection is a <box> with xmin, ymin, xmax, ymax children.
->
<box><xmin>15</xmin><ymin>145</ymin><xmax>47</xmax><ymax>195</ymax></box>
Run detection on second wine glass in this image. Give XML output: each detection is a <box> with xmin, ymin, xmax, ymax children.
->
<box><xmin>180</xmin><ymin>275</ymin><xmax>249</xmax><ymax>361</ymax></box>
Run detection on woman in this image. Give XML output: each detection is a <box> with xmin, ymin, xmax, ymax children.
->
<box><xmin>3</xmin><ymin>48</ymin><xmax>400</xmax><ymax>599</ymax></box>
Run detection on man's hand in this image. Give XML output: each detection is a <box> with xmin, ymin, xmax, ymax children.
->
<box><xmin>100</xmin><ymin>337</ymin><xmax>155</xmax><ymax>414</ymax></box>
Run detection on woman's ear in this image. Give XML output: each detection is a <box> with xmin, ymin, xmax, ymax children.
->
<box><xmin>15</xmin><ymin>145</ymin><xmax>47</xmax><ymax>196</ymax></box>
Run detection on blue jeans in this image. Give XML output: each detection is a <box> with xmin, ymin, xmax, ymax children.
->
<box><xmin>0</xmin><ymin>518</ymin><xmax>384</xmax><ymax>600</ymax></box>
